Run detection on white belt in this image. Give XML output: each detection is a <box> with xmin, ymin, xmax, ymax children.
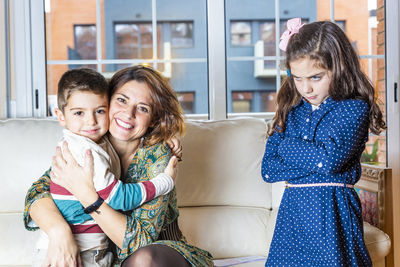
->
<box><xmin>285</xmin><ymin>182</ymin><xmax>354</xmax><ymax>189</ymax></box>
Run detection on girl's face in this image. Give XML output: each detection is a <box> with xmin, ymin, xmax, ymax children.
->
<box><xmin>108</xmin><ymin>80</ymin><xmax>153</xmax><ymax>143</ymax></box>
<box><xmin>290</xmin><ymin>57</ymin><xmax>331</xmax><ymax>106</ymax></box>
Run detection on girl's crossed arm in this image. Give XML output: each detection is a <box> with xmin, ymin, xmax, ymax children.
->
<box><xmin>262</xmin><ymin>129</ymin><xmax>311</xmax><ymax>183</ymax></box>
<box><xmin>277</xmin><ymin>101</ymin><xmax>369</xmax><ymax>175</ymax></box>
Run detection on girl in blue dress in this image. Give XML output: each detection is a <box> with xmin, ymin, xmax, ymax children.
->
<box><xmin>262</xmin><ymin>18</ymin><xmax>386</xmax><ymax>266</ymax></box>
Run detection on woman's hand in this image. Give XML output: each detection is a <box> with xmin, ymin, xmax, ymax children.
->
<box><xmin>42</xmin><ymin>224</ymin><xmax>82</xmax><ymax>267</ymax></box>
<box><xmin>167</xmin><ymin>136</ymin><xmax>183</xmax><ymax>161</ymax></box>
<box><xmin>50</xmin><ymin>141</ymin><xmax>98</xmax><ymax>206</ymax></box>
<box><xmin>164</xmin><ymin>156</ymin><xmax>179</xmax><ymax>181</ymax></box>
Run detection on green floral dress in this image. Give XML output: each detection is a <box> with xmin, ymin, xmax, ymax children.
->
<box><xmin>24</xmin><ymin>143</ymin><xmax>214</xmax><ymax>267</ymax></box>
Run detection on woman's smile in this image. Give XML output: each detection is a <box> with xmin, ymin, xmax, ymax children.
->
<box><xmin>115</xmin><ymin>118</ymin><xmax>134</xmax><ymax>130</ymax></box>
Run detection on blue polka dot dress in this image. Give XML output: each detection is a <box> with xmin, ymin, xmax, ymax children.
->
<box><xmin>262</xmin><ymin>97</ymin><xmax>372</xmax><ymax>266</ymax></box>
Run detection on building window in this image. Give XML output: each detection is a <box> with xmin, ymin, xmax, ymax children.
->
<box><xmin>177</xmin><ymin>92</ymin><xmax>195</xmax><ymax>114</ymax></box>
<box><xmin>261</xmin><ymin>91</ymin><xmax>276</xmax><ymax>112</ymax></box>
<box><xmin>171</xmin><ymin>22</ymin><xmax>194</xmax><ymax>47</ymax></box>
<box><xmin>231</xmin><ymin>21</ymin><xmax>251</xmax><ymax>46</ymax></box>
<box><xmin>115</xmin><ymin>23</ymin><xmax>161</xmax><ymax>60</ymax></box>
<box><xmin>72</xmin><ymin>24</ymin><xmax>96</xmax><ymax>60</ymax></box>
<box><xmin>232</xmin><ymin>91</ymin><xmax>253</xmax><ymax>112</ymax></box>
<box><xmin>232</xmin><ymin>91</ymin><xmax>276</xmax><ymax>113</ymax></box>
<box><xmin>335</xmin><ymin>20</ymin><xmax>346</xmax><ymax>32</ymax></box>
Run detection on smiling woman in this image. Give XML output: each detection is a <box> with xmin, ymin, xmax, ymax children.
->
<box><xmin>108</xmin><ymin>80</ymin><xmax>153</xmax><ymax>148</ymax></box>
<box><xmin>24</xmin><ymin>65</ymin><xmax>213</xmax><ymax>267</ymax></box>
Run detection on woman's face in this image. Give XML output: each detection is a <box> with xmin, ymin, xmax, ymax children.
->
<box><xmin>108</xmin><ymin>80</ymin><xmax>153</xmax><ymax>143</ymax></box>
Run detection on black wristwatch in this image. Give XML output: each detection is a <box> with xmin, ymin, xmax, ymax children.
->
<box><xmin>83</xmin><ymin>196</ymin><xmax>104</xmax><ymax>214</ymax></box>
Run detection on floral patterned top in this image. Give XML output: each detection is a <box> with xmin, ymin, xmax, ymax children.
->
<box><xmin>24</xmin><ymin>142</ymin><xmax>213</xmax><ymax>267</ymax></box>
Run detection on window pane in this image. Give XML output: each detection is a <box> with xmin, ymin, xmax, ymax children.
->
<box><xmin>169</xmin><ymin>62</ymin><xmax>208</xmax><ymax>115</ymax></box>
<box><xmin>261</xmin><ymin>91</ymin><xmax>277</xmax><ymax>112</ymax></box>
<box><xmin>156</xmin><ymin>0</ymin><xmax>208</xmax><ymax>115</ymax></box>
<box><xmin>232</xmin><ymin>91</ymin><xmax>253</xmax><ymax>112</ymax></box>
<box><xmin>231</xmin><ymin>21</ymin><xmax>251</xmax><ymax>46</ymax></box>
<box><xmin>115</xmin><ymin>24</ymin><xmax>139</xmax><ymax>59</ymax></box>
<box><xmin>73</xmin><ymin>25</ymin><xmax>96</xmax><ymax>60</ymax></box>
<box><xmin>46</xmin><ymin>0</ymin><xmax>97</xmax><ymax>61</ymax></box>
<box><xmin>114</xmin><ymin>23</ymin><xmax>160</xmax><ymax>61</ymax></box>
<box><xmin>177</xmin><ymin>92</ymin><xmax>195</xmax><ymax>114</ymax></box>
<box><xmin>171</xmin><ymin>22</ymin><xmax>194</xmax><ymax>47</ymax></box>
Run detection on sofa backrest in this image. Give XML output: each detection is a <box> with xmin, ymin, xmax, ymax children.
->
<box><xmin>0</xmin><ymin>118</ymin><xmax>286</xmax><ymax>264</ymax></box>
<box><xmin>0</xmin><ymin>118</ymin><xmax>62</xmax><ymax>265</ymax></box>
<box><xmin>176</xmin><ymin>118</ymin><xmax>283</xmax><ymax>258</ymax></box>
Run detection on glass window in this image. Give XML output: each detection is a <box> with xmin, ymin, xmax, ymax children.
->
<box><xmin>232</xmin><ymin>92</ymin><xmax>253</xmax><ymax>113</ymax></box>
<box><xmin>43</xmin><ymin>0</ymin><xmax>208</xmax><ymax>116</ymax></box>
<box><xmin>231</xmin><ymin>21</ymin><xmax>251</xmax><ymax>46</ymax></box>
<box><xmin>335</xmin><ymin>20</ymin><xmax>346</xmax><ymax>32</ymax></box>
<box><xmin>261</xmin><ymin>91</ymin><xmax>276</xmax><ymax>112</ymax></box>
<box><xmin>171</xmin><ymin>22</ymin><xmax>194</xmax><ymax>47</ymax></box>
<box><xmin>115</xmin><ymin>23</ymin><xmax>161</xmax><ymax>60</ymax></box>
<box><xmin>177</xmin><ymin>92</ymin><xmax>195</xmax><ymax>114</ymax></box>
<box><xmin>232</xmin><ymin>90</ymin><xmax>276</xmax><ymax>113</ymax></box>
<box><xmin>73</xmin><ymin>25</ymin><xmax>96</xmax><ymax>60</ymax></box>
<box><xmin>115</xmin><ymin>24</ymin><xmax>139</xmax><ymax>59</ymax></box>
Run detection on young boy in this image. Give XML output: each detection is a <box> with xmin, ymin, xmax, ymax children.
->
<box><xmin>33</xmin><ymin>68</ymin><xmax>175</xmax><ymax>267</ymax></box>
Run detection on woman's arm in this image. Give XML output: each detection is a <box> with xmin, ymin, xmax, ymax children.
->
<box><xmin>51</xmin><ymin>142</ymin><xmax>177</xmax><ymax>250</ymax></box>
<box><xmin>31</xmin><ymin>198</ymin><xmax>82</xmax><ymax>267</ymax></box>
<box><xmin>24</xmin><ymin>171</ymin><xmax>81</xmax><ymax>266</ymax></box>
<box><xmin>51</xmin><ymin>144</ymin><xmax>127</xmax><ymax>247</ymax></box>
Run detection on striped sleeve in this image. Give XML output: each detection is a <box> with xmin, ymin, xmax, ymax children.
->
<box><xmin>106</xmin><ymin>180</ymin><xmax>156</xmax><ymax>211</ymax></box>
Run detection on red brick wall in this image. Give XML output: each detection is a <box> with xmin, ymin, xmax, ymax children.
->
<box><xmin>46</xmin><ymin>0</ymin><xmax>104</xmax><ymax>96</ymax></box>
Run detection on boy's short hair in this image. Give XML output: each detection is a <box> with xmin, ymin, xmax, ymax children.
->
<box><xmin>57</xmin><ymin>68</ymin><xmax>109</xmax><ymax>111</ymax></box>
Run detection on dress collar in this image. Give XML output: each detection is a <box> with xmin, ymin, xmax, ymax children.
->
<box><xmin>293</xmin><ymin>96</ymin><xmax>335</xmax><ymax>111</ymax></box>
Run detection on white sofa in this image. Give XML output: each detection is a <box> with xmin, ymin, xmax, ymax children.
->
<box><xmin>0</xmin><ymin>118</ymin><xmax>391</xmax><ymax>266</ymax></box>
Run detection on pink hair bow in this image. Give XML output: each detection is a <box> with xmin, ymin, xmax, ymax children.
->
<box><xmin>279</xmin><ymin>18</ymin><xmax>304</xmax><ymax>51</ymax></box>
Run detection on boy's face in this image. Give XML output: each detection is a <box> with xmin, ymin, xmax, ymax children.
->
<box><xmin>55</xmin><ymin>91</ymin><xmax>109</xmax><ymax>143</ymax></box>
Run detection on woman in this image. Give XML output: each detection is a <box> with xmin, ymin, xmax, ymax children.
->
<box><xmin>24</xmin><ymin>65</ymin><xmax>214</xmax><ymax>267</ymax></box>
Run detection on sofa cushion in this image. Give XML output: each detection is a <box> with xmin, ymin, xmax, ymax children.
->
<box><xmin>176</xmin><ymin>118</ymin><xmax>271</xmax><ymax>208</ymax></box>
<box><xmin>0</xmin><ymin>118</ymin><xmax>62</xmax><ymax>213</ymax></box>
<box><xmin>0</xmin><ymin>213</ymin><xmax>40</xmax><ymax>266</ymax></box>
<box><xmin>179</xmin><ymin>206</ymin><xmax>272</xmax><ymax>259</ymax></box>
<box><xmin>364</xmin><ymin>221</ymin><xmax>391</xmax><ymax>261</ymax></box>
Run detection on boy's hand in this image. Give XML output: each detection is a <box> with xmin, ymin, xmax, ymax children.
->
<box><xmin>164</xmin><ymin>156</ymin><xmax>178</xmax><ymax>181</ymax></box>
<box><xmin>167</xmin><ymin>137</ymin><xmax>183</xmax><ymax>161</ymax></box>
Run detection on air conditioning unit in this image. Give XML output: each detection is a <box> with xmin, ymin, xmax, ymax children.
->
<box><xmin>254</xmin><ymin>40</ymin><xmax>286</xmax><ymax>78</ymax></box>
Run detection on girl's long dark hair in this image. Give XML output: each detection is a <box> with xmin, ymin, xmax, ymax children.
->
<box><xmin>272</xmin><ymin>21</ymin><xmax>386</xmax><ymax>135</ymax></box>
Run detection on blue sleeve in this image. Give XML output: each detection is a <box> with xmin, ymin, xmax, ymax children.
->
<box><xmin>53</xmin><ymin>199</ymin><xmax>93</xmax><ymax>224</ymax></box>
<box><xmin>55</xmin><ymin>182</ymin><xmax>147</xmax><ymax>223</ymax></box>
<box><xmin>107</xmin><ymin>182</ymin><xmax>146</xmax><ymax>211</ymax></box>
<box><xmin>277</xmin><ymin>101</ymin><xmax>369</xmax><ymax>174</ymax></box>
<box><xmin>261</xmin><ymin>130</ymin><xmax>310</xmax><ymax>183</ymax></box>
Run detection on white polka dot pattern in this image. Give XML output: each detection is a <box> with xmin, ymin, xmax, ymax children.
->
<box><xmin>261</xmin><ymin>97</ymin><xmax>372</xmax><ymax>266</ymax></box>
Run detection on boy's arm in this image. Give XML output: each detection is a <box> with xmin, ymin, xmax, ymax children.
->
<box><xmin>106</xmin><ymin>173</ymin><xmax>174</xmax><ymax>211</ymax></box>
